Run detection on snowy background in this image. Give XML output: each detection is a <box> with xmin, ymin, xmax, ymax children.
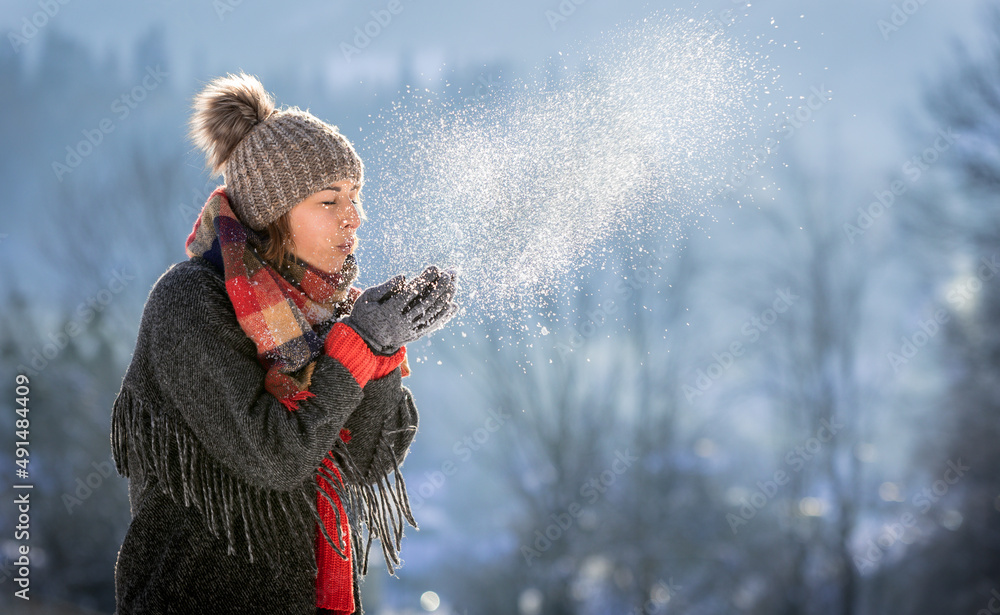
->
<box><xmin>1</xmin><ymin>0</ymin><xmax>999</xmax><ymax>613</ymax></box>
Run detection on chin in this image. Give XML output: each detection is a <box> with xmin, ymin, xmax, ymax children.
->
<box><xmin>330</xmin><ymin>256</ymin><xmax>348</xmax><ymax>272</ymax></box>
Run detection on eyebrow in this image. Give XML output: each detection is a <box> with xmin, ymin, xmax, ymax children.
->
<box><xmin>325</xmin><ymin>183</ymin><xmax>360</xmax><ymax>192</ymax></box>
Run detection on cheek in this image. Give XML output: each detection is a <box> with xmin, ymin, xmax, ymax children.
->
<box><xmin>310</xmin><ymin>215</ymin><xmax>341</xmax><ymax>242</ymax></box>
<box><xmin>290</xmin><ymin>210</ymin><xmax>340</xmax><ymax>248</ymax></box>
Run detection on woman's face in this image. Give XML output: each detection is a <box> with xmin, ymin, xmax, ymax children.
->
<box><xmin>287</xmin><ymin>179</ymin><xmax>362</xmax><ymax>273</ymax></box>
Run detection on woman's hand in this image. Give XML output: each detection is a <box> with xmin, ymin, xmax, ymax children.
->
<box><xmin>342</xmin><ymin>265</ymin><xmax>459</xmax><ymax>355</ymax></box>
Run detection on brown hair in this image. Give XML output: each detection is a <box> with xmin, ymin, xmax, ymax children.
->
<box><xmin>260</xmin><ymin>211</ymin><xmax>295</xmax><ymax>267</ymax></box>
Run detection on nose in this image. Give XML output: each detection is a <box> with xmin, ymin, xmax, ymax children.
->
<box><xmin>342</xmin><ymin>200</ymin><xmax>362</xmax><ymax>230</ymax></box>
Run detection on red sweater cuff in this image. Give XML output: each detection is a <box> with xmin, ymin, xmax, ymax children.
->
<box><xmin>372</xmin><ymin>346</ymin><xmax>406</xmax><ymax>381</ymax></box>
<box><xmin>324</xmin><ymin>322</ymin><xmax>377</xmax><ymax>388</ymax></box>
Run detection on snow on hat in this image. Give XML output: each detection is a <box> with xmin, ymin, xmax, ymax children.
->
<box><xmin>188</xmin><ymin>72</ymin><xmax>363</xmax><ymax>231</ymax></box>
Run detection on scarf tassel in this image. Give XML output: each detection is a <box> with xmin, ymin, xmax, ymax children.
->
<box><xmin>322</xmin><ymin>426</ymin><xmax>418</xmax><ymax>576</ymax></box>
<box><xmin>112</xmin><ymin>386</ymin><xmax>418</xmax><ymax>575</ymax></box>
<box><xmin>280</xmin><ymin>390</ymin><xmax>316</xmax><ymax>412</ymax></box>
<box><xmin>113</xmin><ymin>387</ymin><xmax>331</xmax><ymax>569</ymax></box>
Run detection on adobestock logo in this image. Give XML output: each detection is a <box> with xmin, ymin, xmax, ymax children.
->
<box><xmin>340</xmin><ymin>0</ymin><xmax>408</xmax><ymax>62</ymax></box>
<box><xmin>853</xmin><ymin>458</ymin><xmax>969</xmax><ymax>573</ymax></box>
<box><xmin>409</xmin><ymin>407</ymin><xmax>512</xmax><ymax>511</ymax></box>
<box><xmin>888</xmin><ymin>252</ymin><xmax>999</xmax><ymax>374</ymax></box>
<box><xmin>544</xmin><ymin>0</ymin><xmax>589</xmax><ymax>31</ymax></box>
<box><xmin>877</xmin><ymin>0</ymin><xmax>933</xmax><ymax>41</ymax></box>
<box><xmin>520</xmin><ymin>449</ymin><xmax>637</xmax><ymax>566</ymax></box>
<box><xmin>16</xmin><ymin>268</ymin><xmax>136</xmax><ymax>377</ymax></box>
<box><xmin>62</xmin><ymin>453</ymin><xmax>117</xmax><ymax>515</ymax></box>
<box><xmin>975</xmin><ymin>588</ymin><xmax>1000</xmax><ymax>615</ymax></box>
<box><xmin>213</xmin><ymin>0</ymin><xmax>244</xmax><ymax>21</ymax></box>
<box><xmin>626</xmin><ymin>578</ymin><xmax>682</xmax><ymax>615</ymax></box>
<box><xmin>684</xmin><ymin>288</ymin><xmax>798</xmax><ymax>402</ymax></box>
<box><xmin>727</xmin><ymin>416</ymin><xmax>843</xmax><ymax>535</ymax></box>
<box><xmin>51</xmin><ymin>66</ymin><xmax>167</xmax><ymax>182</ymax></box>
<box><xmin>554</xmin><ymin>249</ymin><xmax>664</xmax><ymax>363</ymax></box>
<box><xmin>7</xmin><ymin>0</ymin><xmax>72</xmax><ymax>53</ymax></box>
<box><xmin>722</xmin><ymin>84</ymin><xmax>833</xmax><ymax>197</ymax></box>
<box><xmin>843</xmin><ymin>127</ymin><xmax>958</xmax><ymax>244</ymax></box>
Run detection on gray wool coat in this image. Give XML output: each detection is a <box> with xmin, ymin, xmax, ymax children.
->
<box><xmin>110</xmin><ymin>256</ymin><xmax>419</xmax><ymax>615</ymax></box>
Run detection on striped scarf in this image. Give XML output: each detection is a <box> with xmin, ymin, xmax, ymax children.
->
<box><xmin>185</xmin><ymin>185</ymin><xmax>360</xmax><ymax>613</ymax></box>
<box><xmin>185</xmin><ymin>186</ymin><xmax>362</xmax><ymax>410</ymax></box>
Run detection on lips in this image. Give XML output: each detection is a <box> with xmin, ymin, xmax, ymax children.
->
<box><xmin>337</xmin><ymin>238</ymin><xmax>355</xmax><ymax>253</ymax></box>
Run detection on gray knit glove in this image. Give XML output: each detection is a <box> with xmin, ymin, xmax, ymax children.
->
<box><xmin>342</xmin><ymin>265</ymin><xmax>459</xmax><ymax>355</ymax></box>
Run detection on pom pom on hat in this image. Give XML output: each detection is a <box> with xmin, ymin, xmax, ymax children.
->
<box><xmin>188</xmin><ymin>72</ymin><xmax>276</xmax><ymax>176</ymax></box>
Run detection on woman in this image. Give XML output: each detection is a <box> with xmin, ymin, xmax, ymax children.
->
<box><xmin>110</xmin><ymin>72</ymin><xmax>458</xmax><ymax>614</ymax></box>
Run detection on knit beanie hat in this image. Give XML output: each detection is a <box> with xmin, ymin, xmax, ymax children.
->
<box><xmin>188</xmin><ymin>72</ymin><xmax>364</xmax><ymax>231</ymax></box>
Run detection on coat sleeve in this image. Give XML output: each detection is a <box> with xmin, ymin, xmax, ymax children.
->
<box><xmin>133</xmin><ymin>260</ymin><xmax>366</xmax><ymax>492</ymax></box>
<box><xmin>341</xmin><ymin>366</ymin><xmax>419</xmax><ymax>485</ymax></box>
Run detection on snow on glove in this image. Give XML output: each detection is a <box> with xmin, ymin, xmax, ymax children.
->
<box><xmin>401</xmin><ymin>265</ymin><xmax>459</xmax><ymax>337</ymax></box>
<box><xmin>406</xmin><ymin>267</ymin><xmax>459</xmax><ymax>337</ymax></box>
<box><xmin>341</xmin><ymin>266</ymin><xmax>459</xmax><ymax>355</ymax></box>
